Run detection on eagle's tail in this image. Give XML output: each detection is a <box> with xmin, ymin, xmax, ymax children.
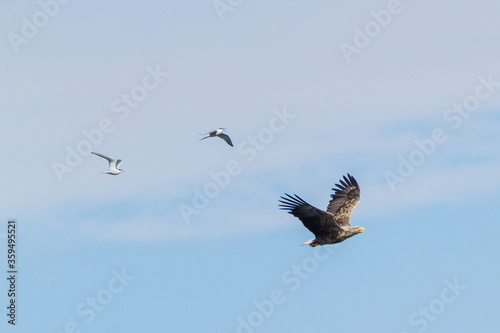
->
<box><xmin>301</xmin><ymin>239</ymin><xmax>319</xmax><ymax>247</ymax></box>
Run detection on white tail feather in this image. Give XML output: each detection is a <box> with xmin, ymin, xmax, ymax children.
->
<box><xmin>301</xmin><ymin>239</ymin><xmax>315</xmax><ymax>246</ymax></box>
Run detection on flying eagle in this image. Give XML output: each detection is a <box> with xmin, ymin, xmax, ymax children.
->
<box><xmin>279</xmin><ymin>174</ymin><xmax>364</xmax><ymax>247</ymax></box>
<box><xmin>199</xmin><ymin>128</ymin><xmax>233</xmax><ymax>147</ymax></box>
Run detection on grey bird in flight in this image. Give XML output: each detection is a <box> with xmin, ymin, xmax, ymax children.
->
<box><xmin>199</xmin><ymin>128</ymin><xmax>233</xmax><ymax>147</ymax></box>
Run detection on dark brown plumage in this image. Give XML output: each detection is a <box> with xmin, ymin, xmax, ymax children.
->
<box><xmin>279</xmin><ymin>174</ymin><xmax>364</xmax><ymax>246</ymax></box>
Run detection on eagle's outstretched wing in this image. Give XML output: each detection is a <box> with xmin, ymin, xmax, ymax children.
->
<box><xmin>326</xmin><ymin>174</ymin><xmax>360</xmax><ymax>228</ymax></box>
<box><xmin>279</xmin><ymin>194</ymin><xmax>342</xmax><ymax>237</ymax></box>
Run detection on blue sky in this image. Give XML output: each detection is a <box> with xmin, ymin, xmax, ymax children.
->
<box><xmin>1</xmin><ymin>1</ymin><xmax>500</xmax><ymax>332</ymax></box>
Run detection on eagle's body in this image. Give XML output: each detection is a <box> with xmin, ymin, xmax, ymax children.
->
<box><xmin>279</xmin><ymin>174</ymin><xmax>363</xmax><ymax>246</ymax></box>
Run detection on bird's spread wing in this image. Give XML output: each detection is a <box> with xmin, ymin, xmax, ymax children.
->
<box><xmin>91</xmin><ymin>152</ymin><xmax>115</xmax><ymax>164</ymax></box>
<box><xmin>218</xmin><ymin>133</ymin><xmax>233</xmax><ymax>147</ymax></box>
<box><xmin>115</xmin><ymin>159</ymin><xmax>123</xmax><ymax>168</ymax></box>
<box><xmin>326</xmin><ymin>174</ymin><xmax>360</xmax><ymax>228</ymax></box>
<box><xmin>279</xmin><ymin>194</ymin><xmax>342</xmax><ymax>236</ymax></box>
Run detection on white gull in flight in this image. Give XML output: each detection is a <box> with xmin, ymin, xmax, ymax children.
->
<box><xmin>199</xmin><ymin>128</ymin><xmax>233</xmax><ymax>147</ymax></box>
<box><xmin>91</xmin><ymin>152</ymin><xmax>125</xmax><ymax>175</ymax></box>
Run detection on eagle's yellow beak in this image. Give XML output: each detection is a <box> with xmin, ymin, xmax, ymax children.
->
<box><xmin>358</xmin><ymin>227</ymin><xmax>365</xmax><ymax>233</ymax></box>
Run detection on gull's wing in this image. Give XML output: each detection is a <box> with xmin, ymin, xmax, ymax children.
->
<box><xmin>198</xmin><ymin>135</ymin><xmax>210</xmax><ymax>141</ymax></box>
<box><xmin>279</xmin><ymin>194</ymin><xmax>343</xmax><ymax>237</ymax></box>
<box><xmin>115</xmin><ymin>159</ymin><xmax>123</xmax><ymax>168</ymax></box>
<box><xmin>91</xmin><ymin>152</ymin><xmax>116</xmax><ymax>166</ymax></box>
<box><xmin>326</xmin><ymin>174</ymin><xmax>360</xmax><ymax>228</ymax></box>
<box><xmin>218</xmin><ymin>133</ymin><xmax>233</xmax><ymax>147</ymax></box>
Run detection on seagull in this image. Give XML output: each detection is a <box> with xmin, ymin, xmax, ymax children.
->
<box><xmin>279</xmin><ymin>174</ymin><xmax>363</xmax><ymax>247</ymax></box>
<box><xmin>199</xmin><ymin>128</ymin><xmax>233</xmax><ymax>147</ymax></box>
<box><xmin>91</xmin><ymin>152</ymin><xmax>124</xmax><ymax>175</ymax></box>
